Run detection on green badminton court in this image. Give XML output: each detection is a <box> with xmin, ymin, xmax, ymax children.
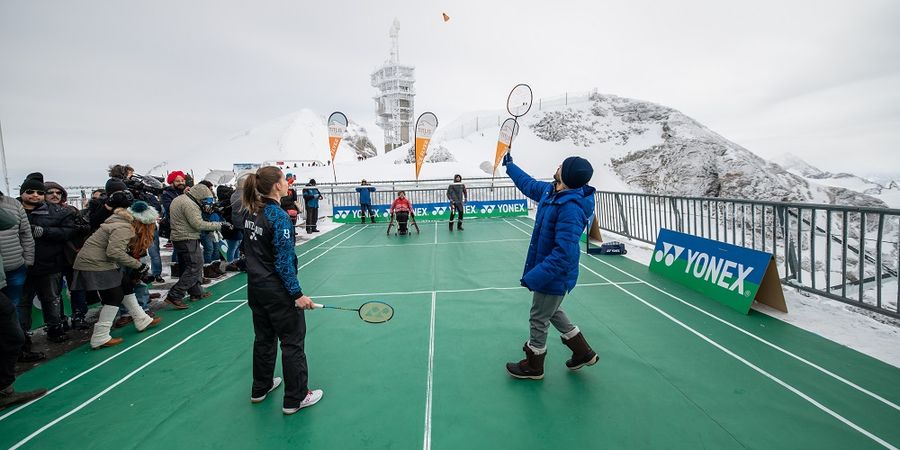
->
<box><xmin>2</xmin><ymin>217</ymin><xmax>899</xmax><ymax>449</ymax></box>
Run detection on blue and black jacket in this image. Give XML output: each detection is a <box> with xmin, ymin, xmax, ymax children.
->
<box><xmin>506</xmin><ymin>162</ymin><xmax>595</xmax><ymax>296</ymax></box>
<box><xmin>355</xmin><ymin>186</ymin><xmax>375</xmax><ymax>205</ymax></box>
<box><xmin>243</xmin><ymin>198</ymin><xmax>302</xmax><ymax>299</ymax></box>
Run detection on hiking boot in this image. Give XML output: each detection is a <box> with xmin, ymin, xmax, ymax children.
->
<box><xmin>71</xmin><ymin>317</ymin><xmax>92</xmax><ymax>330</ymax></box>
<box><xmin>203</xmin><ymin>265</ymin><xmax>223</xmax><ymax>279</ymax></box>
<box><xmin>283</xmin><ymin>389</ymin><xmax>323</xmax><ymax>415</ymax></box>
<box><xmin>0</xmin><ymin>386</ymin><xmax>48</xmax><ymax>410</ymax></box>
<box><xmin>457</xmin><ymin>223</ymin><xmax>464</xmax><ymax>231</ymax></box>
<box><xmin>165</xmin><ymin>296</ymin><xmax>189</xmax><ymax>310</ymax></box>
<box><xmin>561</xmin><ymin>331</ymin><xmax>598</xmax><ymax>370</ymax></box>
<box><xmin>449</xmin><ymin>221</ymin><xmax>454</xmax><ymax>231</ymax></box>
<box><xmin>154</xmin><ymin>276</ymin><xmax>165</xmax><ymax>283</ymax></box>
<box><xmin>149</xmin><ymin>292</ymin><xmax>162</xmax><ymax>300</ymax></box>
<box><xmin>251</xmin><ymin>377</ymin><xmax>282</xmax><ymax>403</ymax></box>
<box><xmin>506</xmin><ymin>344</ymin><xmax>545</xmax><ymax>380</ymax></box>
<box><xmin>113</xmin><ymin>315</ymin><xmax>133</xmax><ymax>329</ymax></box>
<box><xmin>224</xmin><ymin>262</ymin><xmax>241</xmax><ymax>272</ymax></box>
<box><xmin>201</xmin><ymin>278</ymin><xmax>212</xmax><ymax>285</ymax></box>
<box><xmin>18</xmin><ymin>351</ymin><xmax>45</xmax><ymax>363</ymax></box>
<box><xmin>190</xmin><ymin>292</ymin><xmax>213</xmax><ymax>302</ymax></box>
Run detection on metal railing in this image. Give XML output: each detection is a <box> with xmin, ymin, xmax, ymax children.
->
<box><xmin>595</xmin><ymin>191</ymin><xmax>900</xmax><ymax>318</ymax></box>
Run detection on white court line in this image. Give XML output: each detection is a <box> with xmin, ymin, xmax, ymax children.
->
<box><xmin>576</xmin><ymin>235</ymin><xmax>900</xmax><ymax>413</ymax></box>
<box><xmin>9</xmin><ymin>302</ymin><xmax>248</xmax><ymax>450</ymax></box>
<box><xmin>434</xmin><ymin>221</ymin><xmax>438</xmax><ymax>245</ymax></box>
<box><xmin>216</xmin><ymin>299</ymin><xmax>249</xmax><ymax>303</ymax></box>
<box><xmin>3</xmin><ymin>221</ymin><xmax>363</xmax><ymax>432</ymax></box>
<box><xmin>423</xmin><ymin>291</ymin><xmax>436</xmax><ymax>450</ymax></box>
<box><xmin>0</xmin><ymin>283</ymin><xmax>246</xmax><ymax>423</ymax></box>
<box><xmin>577</xmin><ymin>262</ymin><xmax>898</xmax><ymax>450</ymax></box>
<box><xmin>322</xmin><ymin>238</ymin><xmax>530</xmax><ymax>250</ymax></box>
<box><xmin>310</xmin><ymin>282</ymin><xmax>640</xmax><ymax>300</ymax></box>
<box><xmin>506</xmin><ymin>217</ymin><xmax>898</xmax><ymax>448</ymax></box>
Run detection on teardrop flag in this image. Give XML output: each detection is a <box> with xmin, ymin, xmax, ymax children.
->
<box><xmin>327</xmin><ymin>112</ymin><xmax>348</xmax><ymax>162</ymax></box>
<box><xmin>493</xmin><ymin>118</ymin><xmax>519</xmax><ymax>175</ymax></box>
<box><xmin>414</xmin><ymin>112</ymin><xmax>439</xmax><ymax>180</ymax></box>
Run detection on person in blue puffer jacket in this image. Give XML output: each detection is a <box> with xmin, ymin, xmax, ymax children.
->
<box><xmin>502</xmin><ymin>153</ymin><xmax>600</xmax><ymax>380</ymax></box>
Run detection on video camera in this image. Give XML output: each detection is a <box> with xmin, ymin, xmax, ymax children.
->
<box><xmin>126</xmin><ymin>173</ymin><xmax>164</xmax><ymax>196</ymax></box>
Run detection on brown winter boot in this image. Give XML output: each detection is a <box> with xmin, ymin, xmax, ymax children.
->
<box><xmin>506</xmin><ymin>344</ymin><xmax>545</xmax><ymax>380</ymax></box>
<box><xmin>561</xmin><ymin>331</ymin><xmax>599</xmax><ymax>370</ymax></box>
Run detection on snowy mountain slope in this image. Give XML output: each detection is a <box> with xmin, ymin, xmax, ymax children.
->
<box><xmin>774</xmin><ymin>153</ymin><xmax>900</xmax><ymax>208</ymax></box>
<box><xmin>190</xmin><ymin>92</ymin><xmax>888</xmax><ymax>212</ymax></box>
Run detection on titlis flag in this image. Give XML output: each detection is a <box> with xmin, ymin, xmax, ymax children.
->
<box><xmin>328</xmin><ymin>112</ymin><xmax>348</xmax><ymax>162</ymax></box>
<box><xmin>494</xmin><ymin>118</ymin><xmax>519</xmax><ymax>175</ymax></box>
<box><xmin>414</xmin><ymin>112</ymin><xmax>439</xmax><ymax>180</ymax></box>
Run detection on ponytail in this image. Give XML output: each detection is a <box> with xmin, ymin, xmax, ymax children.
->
<box><xmin>241</xmin><ymin>166</ymin><xmax>284</xmax><ymax>215</ymax></box>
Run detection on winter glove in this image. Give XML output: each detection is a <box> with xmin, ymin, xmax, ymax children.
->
<box><xmin>133</xmin><ymin>263</ymin><xmax>150</xmax><ymax>280</ymax></box>
<box><xmin>31</xmin><ymin>225</ymin><xmax>44</xmax><ymax>238</ymax></box>
<box><xmin>502</xmin><ymin>152</ymin><xmax>513</xmax><ymax>166</ymax></box>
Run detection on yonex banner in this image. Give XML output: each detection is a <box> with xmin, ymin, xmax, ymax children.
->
<box><xmin>649</xmin><ymin>228</ymin><xmax>786</xmax><ymax>314</ymax></box>
<box><xmin>332</xmin><ymin>200</ymin><xmax>528</xmax><ymax>223</ymax></box>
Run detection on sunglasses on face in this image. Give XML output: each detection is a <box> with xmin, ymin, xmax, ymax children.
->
<box><xmin>47</xmin><ymin>190</ymin><xmax>62</xmax><ymax>196</ymax></box>
<box><xmin>24</xmin><ymin>190</ymin><xmax>45</xmax><ymax>195</ymax></box>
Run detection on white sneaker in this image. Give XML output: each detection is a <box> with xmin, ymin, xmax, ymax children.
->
<box><xmin>250</xmin><ymin>377</ymin><xmax>282</xmax><ymax>403</ymax></box>
<box><xmin>282</xmin><ymin>389</ymin><xmax>323</xmax><ymax>415</ymax></box>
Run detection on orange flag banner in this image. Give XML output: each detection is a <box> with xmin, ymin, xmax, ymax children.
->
<box><xmin>493</xmin><ymin>118</ymin><xmax>519</xmax><ymax>175</ymax></box>
<box><xmin>414</xmin><ymin>112</ymin><xmax>439</xmax><ymax>180</ymax></box>
<box><xmin>327</xmin><ymin>112</ymin><xmax>348</xmax><ymax>162</ymax></box>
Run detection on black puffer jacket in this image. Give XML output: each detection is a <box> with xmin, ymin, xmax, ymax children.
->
<box><xmin>24</xmin><ymin>201</ymin><xmax>76</xmax><ymax>275</ymax></box>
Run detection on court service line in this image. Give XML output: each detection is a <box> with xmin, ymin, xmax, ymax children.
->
<box><xmin>310</xmin><ymin>281</ymin><xmax>642</xmax><ymax>300</ymax></box>
<box><xmin>577</xmin><ymin>238</ymin><xmax>900</xmax><ymax>413</ymax></box>
<box><xmin>9</xmin><ymin>302</ymin><xmax>248</xmax><ymax>450</ymax></box>
<box><xmin>576</xmin><ymin>262</ymin><xmax>897</xmax><ymax>450</ymax></box>
<box><xmin>322</xmin><ymin>238</ymin><xmax>530</xmax><ymax>250</ymax></box>
<box><xmin>434</xmin><ymin>221</ymin><xmax>438</xmax><ymax>245</ymax></box>
<box><xmin>423</xmin><ymin>291</ymin><xmax>437</xmax><ymax>450</ymax></box>
<box><xmin>1</xmin><ymin>223</ymin><xmax>361</xmax><ymax>423</ymax></box>
<box><xmin>0</xmin><ymin>283</ymin><xmax>246</xmax><ymax>423</ymax></box>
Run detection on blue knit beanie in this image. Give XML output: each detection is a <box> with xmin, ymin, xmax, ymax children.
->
<box><xmin>560</xmin><ymin>156</ymin><xmax>593</xmax><ymax>189</ymax></box>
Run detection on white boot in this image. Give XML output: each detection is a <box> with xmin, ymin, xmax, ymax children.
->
<box><xmin>122</xmin><ymin>294</ymin><xmax>154</xmax><ymax>331</ymax></box>
<box><xmin>90</xmin><ymin>305</ymin><xmax>120</xmax><ymax>348</ymax></box>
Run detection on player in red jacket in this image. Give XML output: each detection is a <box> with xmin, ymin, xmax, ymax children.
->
<box><xmin>388</xmin><ymin>191</ymin><xmax>416</xmax><ymax>235</ymax></box>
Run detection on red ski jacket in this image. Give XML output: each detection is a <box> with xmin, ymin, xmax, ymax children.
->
<box><xmin>390</xmin><ymin>198</ymin><xmax>413</xmax><ymax>214</ymax></box>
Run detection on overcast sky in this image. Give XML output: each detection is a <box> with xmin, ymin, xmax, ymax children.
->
<box><xmin>1</xmin><ymin>0</ymin><xmax>898</xmax><ymax>188</ymax></box>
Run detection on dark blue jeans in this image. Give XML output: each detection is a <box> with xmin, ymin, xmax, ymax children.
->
<box><xmin>201</xmin><ymin>231</ymin><xmax>216</xmax><ymax>264</ymax></box>
<box><xmin>1</xmin><ymin>265</ymin><xmax>27</xmax><ymax>322</ymax></box>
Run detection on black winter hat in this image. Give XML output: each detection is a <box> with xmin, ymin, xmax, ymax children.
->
<box><xmin>106</xmin><ymin>190</ymin><xmax>134</xmax><ymax>209</ymax></box>
<box><xmin>20</xmin><ymin>172</ymin><xmax>46</xmax><ymax>194</ymax></box>
<box><xmin>105</xmin><ymin>177</ymin><xmax>128</xmax><ymax>193</ymax></box>
<box><xmin>560</xmin><ymin>156</ymin><xmax>593</xmax><ymax>189</ymax></box>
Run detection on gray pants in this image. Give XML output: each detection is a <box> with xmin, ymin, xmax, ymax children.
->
<box><xmin>168</xmin><ymin>240</ymin><xmax>204</xmax><ymax>300</ymax></box>
<box><xmin>528</xmin><ymin>292</ymin><xmax>576</xmax><ymax>350</ymax></box>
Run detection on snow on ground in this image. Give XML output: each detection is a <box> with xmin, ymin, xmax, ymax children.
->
<box><xmin>595</xmin><ymin>229</ymin><xmax>900</xmax><ymax>369</ymax></box>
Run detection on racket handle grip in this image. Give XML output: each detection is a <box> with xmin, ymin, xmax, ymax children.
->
<box><xmin>313</xmin><ymin>303</ymin><xmax>324</xmax><ymax>309</ymax></box>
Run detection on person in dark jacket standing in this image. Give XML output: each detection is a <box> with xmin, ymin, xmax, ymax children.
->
<box><xmin>18</xmin><ymin>173</ymin><xmax>76</xmax><ymax>344</ymax></box>
<box><xmin>446</xmin><ymin>174</ymin><xmax>467</xmax><ymax>231</ymax></box>
<box><xmin>242</xmin><ymin>166</ymin><xmax>323</xmax><ymax>415</ymax></box>
<box><xmin>44</xmin><ymin>181</ymin><xmax>92</xmax><ymax>330</ymax></box>
<box><xmin>301</xmin><ymin>179</ymin><xmax>323</xmax><ymax>234</ymax></box>
<box><xmin>502</xmin><ymin>154</ymin><xmax>599</xmax><ymax>380</ymax></box>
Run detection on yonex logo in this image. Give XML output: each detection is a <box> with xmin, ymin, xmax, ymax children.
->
<box><xmin>432</xmin><ymin>206</ymin><xmax>447</xmax><ymax>215</ymax></box>
<box><xmin>654</xmin><ymin>242</ymin><xmax>685</xmax><ymax>266</ymax></box>
<box><xmin>480</xmin><ymin>205</ymin><xmax>496</xmax><ymax>214</ymax></box>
